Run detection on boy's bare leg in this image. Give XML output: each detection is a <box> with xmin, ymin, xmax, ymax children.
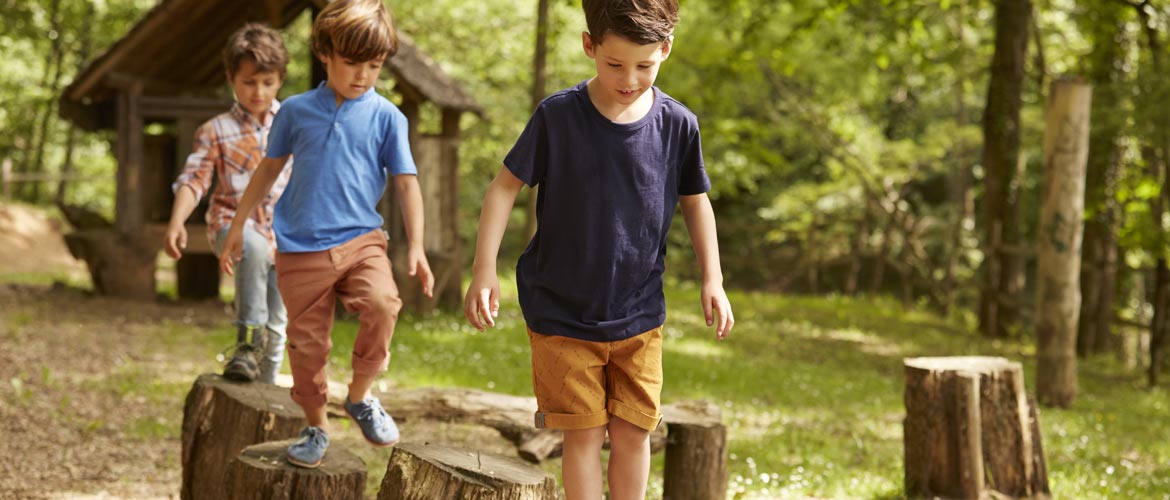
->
<box><xmin>562</xmin><ymin>425</ymin><xmax>607</xmax><ymax>500</ymax></box>
<box><xmin>348</xmin><ymin>373</ymin><xmax>376</xmax><ymax>404</ymax></box>
<box><xmin>305</xmin><ymin>404</ymin><xmax>329</xmax><ymax>429</ymax></box>
<box><xmin>606</xmin><ymin>417</ymin><xmax>651</xmax><ymax>500</ymax></box>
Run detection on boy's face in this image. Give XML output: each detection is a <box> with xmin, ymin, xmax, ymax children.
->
<box><xmin>320</xmin><ymin>52</ymin><xmax>386</xmax><ymax>103</ymax></box>
<box><xmin>583</xmin><ymin>32</ymin><xmax>672</xmax><ymax>107</ymax></box>
<box><xmin>227</xmin><ymin>59</ymin><xmax>283</xmax><ymax>120</ymax></box>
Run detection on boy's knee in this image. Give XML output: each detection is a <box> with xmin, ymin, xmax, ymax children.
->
<box><xmin>608</xmin><ymin>417</ymin><xmax>650</xmax><ymax>444</ymax></box>
<box><xmin>369</xmin><ymin>291</ymin><xmax>403</xmax><ymax>318</ymax></box>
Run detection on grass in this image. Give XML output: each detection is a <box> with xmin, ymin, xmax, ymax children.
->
<box><xmin>8</xmin><ymin>266</ymin><xmax>1170</xmax><ymax>498</ymax></box>
<box><xmin>318</xmin><ymin>275</ymin><xmax>1170</xmax><ymax>499</ymax></box>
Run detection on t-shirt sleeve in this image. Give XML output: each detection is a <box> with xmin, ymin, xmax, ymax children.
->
<box><xmin>381</xmin><ymin>107</ymin><xmax>418</xmax><ymax>175</ymax></box>
<box><xmin>678</xmin><ymin>125</ymin><xmax>710</xmax><ymax>195</ymax></box>
<box><xmin>266</xmin><ymin>103</ymin><xmax>294</xmax><ymax>158</ymax></box>
<box><xmin>502</xmin><ymin>107</ymin><xmax>548</xmax><ymax>187</ymax></box>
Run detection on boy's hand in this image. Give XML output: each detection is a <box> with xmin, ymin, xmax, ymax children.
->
<box><xmin>163</xmin><ymin>222</ymin><xmax>188</xmax><ymax>260</ymax></box>
<box><xmin>701</xmin><ymin>281</ymin><xmax>735</xmax><ymax>339</ymax></box>
<box><xmin>218</xmin><ymin>228</ymin><xmax>244</xmax><ymax>276</ymax></box>
<box><xmin>463</xmin><ymin>272</ymin><xmax>501</xmax><ymax>331</ymax></box>
<box><xmin>407</xmin><ymin>245</ymin><xmax>434</xmax><ymax>298</ymax></box>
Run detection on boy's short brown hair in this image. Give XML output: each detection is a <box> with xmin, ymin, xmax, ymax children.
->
<box><xmin>311</xmin><ymin>0</ymin><xmax>398</xmax><ymax>62</ymax></box>
<box><xmin>223</xmin><ymin>23</ymin><xmax>289</xmax><ymax>79</ymax></box>
<box><xmin>583</xmin><ymin>0</ymin><xmax>678</xmax><ymax>45</ymax></box>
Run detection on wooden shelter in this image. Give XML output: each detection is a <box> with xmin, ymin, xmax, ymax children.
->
<box><xmin>58</xmin><ymin>0</ymin><xmax>480</xmax><ymax>312</ymax></box>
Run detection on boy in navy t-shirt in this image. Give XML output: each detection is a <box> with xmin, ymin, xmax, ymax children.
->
<box><xmin>464</xmin><ymin>0</ymin><xmax>734</xmax><ymax>497</ymax></box>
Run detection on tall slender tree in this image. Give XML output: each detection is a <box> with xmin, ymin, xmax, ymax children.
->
<box><xmin>523</xmin><ymin>0</ymin><xmax>551</xmax><ymax>243</ymax></box>
<box><xmin>980</xmin><ymin>0</ymin><xmax>1032</xmax><ymax>338</ymax></box>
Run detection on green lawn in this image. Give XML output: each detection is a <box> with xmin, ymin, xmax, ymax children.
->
<box><xmin>301</xmin><ymin>275</ymin><xmax>1170</xmax><ymax>499</ymax></box>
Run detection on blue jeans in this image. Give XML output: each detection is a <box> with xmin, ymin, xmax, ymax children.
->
<box><xmin>213</xmin><ymin>225</ymin><xmax>287</xmax><ymax>373</ymax></box>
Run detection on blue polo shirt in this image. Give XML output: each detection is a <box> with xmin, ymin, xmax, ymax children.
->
<box><xmin>504</xmin><ymin>81</ymin><xmax>710</xmax><ymax>342</ymax></box>
<box><xmin>266</xmin><ymin>83</ymin><xmax>417</xmax><ymax>252</ymax></box>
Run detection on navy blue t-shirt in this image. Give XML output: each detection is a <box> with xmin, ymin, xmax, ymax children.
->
<box><xmin>504</xmin><ymin>81</ymin><xmax>710</xmax><ymax>342</ymax></box>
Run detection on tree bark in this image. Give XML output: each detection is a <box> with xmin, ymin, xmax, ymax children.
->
<box><xmin>662</xmin><ymin>400</ymin><xmax>728</xmax><ymax>500</ymax></box>
<box><xmin>226</xmin><ymin>440</ymin><xmax>366</xmax><ymax>500</ymax></box>
<box><xmin>1077</xmin><ymin>2</ymin><xmax>1127</xmax><ymax>357</ymax></box>
<box><xmin>1035</xmin><ymin>78</ymin><xmax>1091</xmax><ymax>408</ymax></box>
<box><xmin>181</xmin><ymin>374</ymin><xmax>306</xmax><ymax>500</ymax></box>
<box><xmin>980</xmin><ymin>0</ymin><xmax>1031</xmax><ymax>338</ymax></box>
<box><xmin>377</xmin><ymin>442</ymin><xmax>557</xmax><ymax>500</ymax></box>
<box><xmin>903</xmin><ymin>357</ymin><xmax>1050</xmax><ymax>499</ymax></box>
<box><xmin>523</xmin><ymin>0</ymin><xmax>551</xmax><ymax>243</ymax></box>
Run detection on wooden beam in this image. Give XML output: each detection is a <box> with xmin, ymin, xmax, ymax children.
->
<box><xmin>264</xmin><ymin>0</ymin><xmax>285</xmax><ymax>26</ymax></box>
<box><xmin>115</xmin><ymin>83</ymin><xmax>145</xmax><ymax>237</ymax></box>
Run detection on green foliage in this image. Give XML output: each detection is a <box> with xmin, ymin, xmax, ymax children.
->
<box><xmin>308</xmin><ymin>280</ymin><xmax>1170</xmax><ymax>498</ymax></box>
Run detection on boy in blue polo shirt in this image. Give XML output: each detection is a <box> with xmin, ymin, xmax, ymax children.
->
<box><xmin>464</xmin><ymin>0</ymin><xmax>734</xmax><ymax>497</ymax></box>
<box><xmin>219</xmin><ymin>0</ymin><xmax>433</xmax><ymax>468</ymax></box>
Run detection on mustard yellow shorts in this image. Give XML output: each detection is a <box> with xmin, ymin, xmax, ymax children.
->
<box><xmin>528</xmin><ymin>326</ymin><xmax>663</xmax><ymax>432</ymax></box>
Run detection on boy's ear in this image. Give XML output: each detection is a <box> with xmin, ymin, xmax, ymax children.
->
<box><xmin>582</xmin><ymin>31</ymin><xmax>597</xmax><ymax>59</ymax></box>
<box><xmin>661</xmin><ymin>36</ymin><xmax>673</xmax><ymax>59</ymax></box>
<box><xmin>225</xmin><ymin>70</ymin><xmax>234</xmax><ymax>84</ymax></box>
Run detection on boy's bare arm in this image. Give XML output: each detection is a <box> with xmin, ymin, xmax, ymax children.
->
<box><xmin>464</xmin><ymin>166</ymin><xmax>526</xmax><ymax>331</ymax></box>
<box><xmin>393</xmin><ymin>174</ymin><xmax>434</xmax><ymax>297</ymax></box>
<box><xmin>680</xmin><ymin>193</ymin><xmax>735</xmax><ymax>339</ymax></box>
<box><xmin>163</xmin><ymin>186</ymin><xmax>199</xmax><ymax>259</ymax></box>
<box><xmin>218</xmin><ymin>156</ymin><xmax>288</xmax><ymax>275</ymax></box>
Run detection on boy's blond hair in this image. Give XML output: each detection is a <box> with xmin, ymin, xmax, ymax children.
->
<box><xmin>311</xmin><ymin>0</ymin><xmax>398</xmax><ymax>62</ymax></box>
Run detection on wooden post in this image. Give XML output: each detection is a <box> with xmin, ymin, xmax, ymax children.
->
<box><xmin>226</xmin><ymin>440</ymin><xmax>366</xmax><ymax>500</ymax></box>
<box><xmin>2</xmin><ymin>158</ymin><xmax>11</xmax><ymax>200</ymax></box>
<box><xmin>377</xmin><ymin>442</ymin><xmax>558</xmax><ymax>499</ymax></box>
<box><xmin>903</xmin><ymin>357</ymin><xmax>1050</xmax><ymax>500</ymax></box>
<box><xmin>1035</xmin><ymin>77</ymin><xmax>1092</xmax><ymax>408</ymax></box>
<box><xmin>115</xmin><ymin>82</ymin><xmax>145</xmax><ymax>238</ymax></box>
<box><xmin>662</xmin><ymin>400</ymin><xmax>728</xmax><ymax>500</ymax></box>
<box><xmin>181</xmin><ymin>374</ymin><xmax>305</xmax><ymax>500</ymax></box>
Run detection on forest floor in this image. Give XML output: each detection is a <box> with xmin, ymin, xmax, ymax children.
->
<box><xmin>4</xmin><ymin>201</ymin><xmax>1170</xmax><ymax>500</ymax></box>
<box><xmin>0</xmin><ymin>203</ymin><xmax>527</xmax><ymax>499</ymax></box>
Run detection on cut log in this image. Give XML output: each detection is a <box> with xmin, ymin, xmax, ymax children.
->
<box><xmin>903</xmin><ymin>356</ymin><xmax>1051</xmax><ymax>499</ymax></box>
<box><xmin>662</xmin><ymin>400</ymin><xmax>728</xmax><ymax>500</ymax></box>
<box><xmin>377</xmin><ymin>442</ymin><xmax>557</xmax><ymax>499</ymax></box>
<box><xmin>225</xmin><ymin>439</ymin><xmax>366</xmax><ymax>500</ymax></box>
<box><xmin>181</xmin><ymin>373</ymin><xmax>306</xmax><ymax>500</ymax></box>
<box><xmin>63</xmin><ymin>228</ymin><xmax>156</xmax><ymax>299</ymax></box>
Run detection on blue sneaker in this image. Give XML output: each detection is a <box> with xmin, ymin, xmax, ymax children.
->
<box><xmin>286</xmin><ymin>426</ymin><xmax>329</xmax><ymax>468</ymax></box>
<box><xmin>344</xmin><ymin>396</ymin><xmax>399</xmax><ymax>447</ymax></box>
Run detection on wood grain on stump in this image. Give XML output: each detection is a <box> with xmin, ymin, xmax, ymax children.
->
<box><xmin>377</xmin><ymin>442</ymin><xmax>557</xmax><ymax>499</ymax></box>
<box><xmin>181</xmin><ymin>374</ymin><xmax>305</xmax><ymax>500</ymax></box>
<box><xmin>225</xmin><ymin>439</ymin><xmax>366</xmax><ymax>500</ymax></box>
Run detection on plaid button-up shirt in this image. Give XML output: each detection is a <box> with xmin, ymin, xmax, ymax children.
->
<box><xmin>172</xmin><ymin>100</ymin><xmax>293</xmax><ymax>252</ymax></box>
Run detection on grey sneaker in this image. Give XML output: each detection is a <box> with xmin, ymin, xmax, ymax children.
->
<box><xmin>286</xmin><ymin>426</ymin><xmax>329</xmax><ymax>468</ymax></box>
<box><xmin>222</xmin><ymin>343</ymin><xmax>258</xmax><ymax>382</ymax></box>
<box><xmin>344</xmin><ymin>396</ymin><xmax>399</xmax><ymax>447</ymax></box>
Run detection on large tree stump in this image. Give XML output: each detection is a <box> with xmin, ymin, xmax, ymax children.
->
<box><xmin>903</xmin><ymin>357</ymin><xmax>1050</xmax><ymax>499</ymax></box>
<box><xmin>225</xmin><ymin>440</ymin><xmax>366</xmax><ymax>500</ymax></box>
<box><xmin>181</xmin><ymin>374</ymin><xmax>306</xmax><ymax>500</ymax></box>
<box><xmin>377</xmin><ymin>442</ymin><xmax>557</xmax><ymax>499</ymax></box>
<box><xmin>662</xmin><ymin>400</ymin><xmax>728</xmax><ymax>500</ymax></box>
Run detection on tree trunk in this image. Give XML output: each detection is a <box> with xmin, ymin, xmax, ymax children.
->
<box><xmin>1077</xmin><ymin>3</ymin><xmax>1127</xmax><ymax>357</ymax></box>
<box><xmin>181</xmin><ymin>374</ymin><xmax>306</xmax><ymax>500</ymax></box>
<box><xmin>1149</xmin><ymin>261</ymin><xmax>1170</xmax><ymax>386</ymax></box>
<box><xmin>377</xmin><ymin>442</ymin><xmax>558</xmax><ymax>500</ymax></box>
<box><xmin>226</xmin><ymin>440</ymin><xmax>366</xmax><ymax>499</ymax></box>
<box><xmin>903</xmin><ymin>357</ymin><xmax>1050</xmax><ymax>499</ymax></box>
<box><xmin>1034</xmin><ymin>78</ymin><xmax>1091</xmax><ymax>407</ymax></box>
<box><xmin>980</xmin><ymin>0</ymin><xmax>1031</xmax><ymax>339</ymax></box>
<box><xmin>662</xmin><ymin>400</ymin><xmax>728</xmax><ymax>500</ymax></box>
<box><xmin>523</xmin><ymin>0</ymin><xmax>551</xmax><ymax>243</ymax></box>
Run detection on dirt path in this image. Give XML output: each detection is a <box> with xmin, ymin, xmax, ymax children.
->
<box><xmin>0</xmin><ymin>284</ymin><xmax>224</xmax><ymax>499</ymax></box>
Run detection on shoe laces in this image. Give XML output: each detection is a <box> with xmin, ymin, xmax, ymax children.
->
<box><xmin>351</xmin><ymin>398</ymin><xmax>388</xmax><ymax>424</ymax></box>
<box><xmin>217</xmin><ymin>342</ymin><xmax>257</xmax><ymax>362</ymax></box>
<box><xmin>297</xmin><ymin>426</ymin><xmax>327</xmax><ymax>447</ymax></box>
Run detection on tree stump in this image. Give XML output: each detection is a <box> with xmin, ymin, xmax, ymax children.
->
<box><xmin>181</xmin><ymin>374</ymin><xmax>306</xmax><ymax>500</ymax></box>
<box><xmin>903</xmin><ymin>356</ymin><xmax>1050</xmax><ymax>499</ymax></box>
<box><xmin>377</xmin><ymin>442</ymin><xmax>557</xmax><ymax>499</ymax></box>
<box><xmin>662</xmin><ymin>400</ymin><xmax>728</xmax><ymax>500</ymax></box>
<box><xmin>225</xmin><ymin>440</ymin><xmax>366</xmax><ymax>500</ymax></box>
